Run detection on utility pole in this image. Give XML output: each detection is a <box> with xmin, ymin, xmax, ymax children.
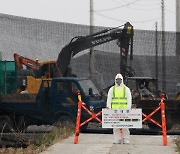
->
<box><xmin>161</xmin><ymin>0</ymin><xmax>166</xmax><ymax>91</ymax></box>
<box><xmin>176</xmin><ymin>0</ymin><xmax>180</xmax><ymax>56</ymax></box>
<box><xmin>89</xmin><ymin>0</ymin><xmax>94</xmax><ymax>80</ymax></box>
<box><xmin>155</xmin><ymin>22</ymin><xmax>159</xmax><ymax>93</ymax></box>
<box><xmin>90</xmin><ymin>0</ymin><xmax>94</xmax><ymax>35</ymax></box>
<box><xmin>176</xmin><ymin>0</ymin><xmax>180</xmax><ymax>32</ymax></box>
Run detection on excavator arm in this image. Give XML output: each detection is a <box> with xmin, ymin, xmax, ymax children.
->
<box><xmin>57</xmin><ymin>22</ymin><xmax>134</xmax><ymax>77</ymax></box>
<box><xmin>14</xmin><ymin>53</ymin><xmax>40</xmax><ymax>70</ymax></box>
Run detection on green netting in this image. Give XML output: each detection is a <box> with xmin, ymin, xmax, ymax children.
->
<box><xmin>0</xmin><ymin>61</ymin><xmax>17</xmax><ymax>94</ymax></box>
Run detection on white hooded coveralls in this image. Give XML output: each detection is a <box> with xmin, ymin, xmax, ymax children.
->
<box><xmin>106</xmin><ymin>73</ymin><xmax>132</xmax><ymax>143</ymax></box>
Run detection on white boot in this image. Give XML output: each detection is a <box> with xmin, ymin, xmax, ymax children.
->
<box><xmin>123</xmin><ymin>138</ymin><xmax>129</xmax><ymax>144</ymax></box>
<box><xmin>113</xmin><ymin>140</ymin><xmax>121</xmax><ymax>144</ymax></box>
<box><xmin>113</xmin><ymin>128</ymin><xmax>121</xmax><ymax>144</ymax></box>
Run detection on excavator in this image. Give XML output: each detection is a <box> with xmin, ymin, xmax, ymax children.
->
<box><xmin>15</xmin><ymin>22</ymin><xmax>134</xmax><ymax>94</ymax></box>
<box><xmin>57</xmin><ymin>22</ymin><xmax>134</xmax><ymax>78</ymax></box>
<box><xmin>14</xmin><ymin>53</ymin><xmax>61</xmax><ymax>93</ymax></box>
<box><xmin>14</xmin><ymin>53</ymin><xmax>61</xmax><ymax>78</ymax></box>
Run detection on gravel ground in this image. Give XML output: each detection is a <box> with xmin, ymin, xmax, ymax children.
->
<box><xmin>41</xmin><ymin>134</ymin><xmax>178</xmax><ymax>154</ymax></box>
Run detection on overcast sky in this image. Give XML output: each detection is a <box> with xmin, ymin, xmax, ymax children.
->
<box><xmin>0</xmin><ymin>0</ymin><xmax>176</xmax><ymax>31</ymax></box>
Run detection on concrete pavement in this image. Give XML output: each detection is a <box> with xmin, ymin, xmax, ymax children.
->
<box><xmin>41</xmin><ymin>134</ymin><xmax>178</xmax><ymax>154</ymax></box>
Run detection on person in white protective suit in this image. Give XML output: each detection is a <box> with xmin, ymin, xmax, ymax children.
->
<box><xmin>106</xmin><ymin>73</ymin><xmax>132</xmax><ymax>144</ymax></box>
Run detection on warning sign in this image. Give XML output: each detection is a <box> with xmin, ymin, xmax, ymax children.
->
<box><xmin>102</xmin><ymin>109</ymin><xmax>142</xmax><ymax>128</ymax></box>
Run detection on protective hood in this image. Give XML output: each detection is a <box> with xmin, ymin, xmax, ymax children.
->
<box><xmin>115</xmin><ymin>73</ymin><xmax>124</xmax><ymax>86</ymax></box>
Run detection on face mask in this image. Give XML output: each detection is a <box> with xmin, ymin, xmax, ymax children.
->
<box><xmin>116</xmin><ymin>79</ymin><xmax>122</xmax><ymax>86</ymax></box>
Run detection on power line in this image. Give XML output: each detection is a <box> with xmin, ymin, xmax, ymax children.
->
<box><xmin>95</xmin><ymin>0</ymin><xmax>143</xmax><ymax>12</ymax></box>
<box><xmin>165</xmin><ymin>8</ymin><xmax>175</xmax><ymax>14</ymax></box>
<box><xmin>120</xmin><ymin>0</ymin><xmax>159</xmax><ymax>7</ymax></box>
<box><xmin>111</xmin><ymin>0</ymin><xmax>174</xmax><ymax>14</ymax></box>
<box><xmin>117</xmin><ymin>6</ymin><xmax>160</xmax><ymax>11</ymax></box>
<box><xmin>94</xmin><ymin>12</ymin><xmax>161</xmax><ymax>23</ymax></box>
<box><xmin>95</xmin><ymin>0</ymin><xmax>160</xmax><ymax>12</ymax></box>
<box><xmin>94</xmin><ymin>12</ymin><xmax>126</xmax><ymax>22</ymax></box>
<box><xmin>110</xmin><ymin>0</ymin><xmax>160</xmax><ymax>11</ymax></box>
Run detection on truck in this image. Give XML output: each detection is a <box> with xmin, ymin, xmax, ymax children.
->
<box><xmin>0</xmin><ymin>77</ymin><xmax>105</xmax><ymax>132</ymax></box>
<box><xmin>0</xmin><ymin>22</ymin><xmax>134</xmax><ymax>132</ymax></box>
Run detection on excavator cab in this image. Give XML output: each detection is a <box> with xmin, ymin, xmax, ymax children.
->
<box><xmin>38</xmin><ymin>61</ymin><xmax>61</xmax><ymax>78</ymax></box>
